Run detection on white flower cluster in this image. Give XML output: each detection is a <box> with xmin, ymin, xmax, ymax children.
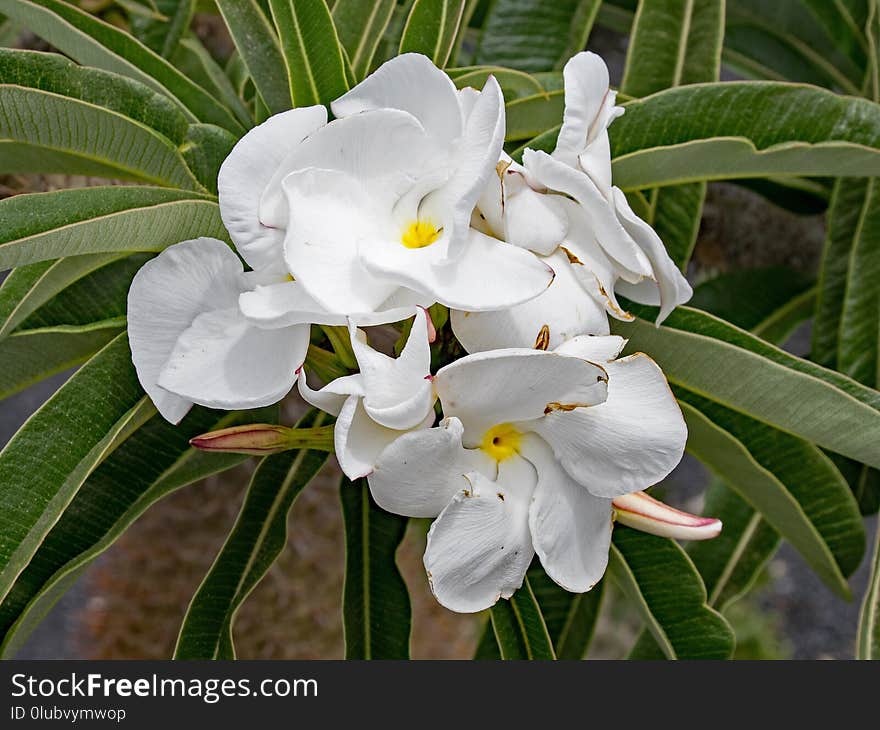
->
<box><xmin>128</xmin><ymin>53</ymin><xmax>712</xmax><ymax>613</ymax></box>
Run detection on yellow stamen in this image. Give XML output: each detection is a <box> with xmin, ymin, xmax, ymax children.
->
<box><xmin>480</xmin><ymin>423</ymin><xmax>522</xmax><ymax>462</ymax></box>
<box><xmin>401</xmin><ymin>220</ymin><xmax>441</xmax><ymax>249</ymax></box>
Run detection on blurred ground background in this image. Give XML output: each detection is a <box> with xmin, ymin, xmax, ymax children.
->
<box><xmin>1</xmin><ymin>19</ymin><xmax>877</xmax><ymax>661</ymax></box>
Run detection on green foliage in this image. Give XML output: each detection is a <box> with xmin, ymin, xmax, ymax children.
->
<box><xmin>399</xmin><ymin>0</ymin><xmax>466</xmax><ymax>68</ymax></box>
<box><xmin>174</xmin><ymin>410</ymin><xmax>331</xmax><ymax>659</ymax></box>
<box><xmin>340</xmin><ymin>479</ymin><xmax>411</xmax><ymax>659</ymax></box>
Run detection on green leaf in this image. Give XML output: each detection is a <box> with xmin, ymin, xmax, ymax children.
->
<box><xmin>724</xmin><ymin>0</ymin><xmax>863</xmax><ymax>94</ymax></box>
<box><xmin>505</xmin><ymin>89</ymin><xmax>564</xmax><ymax>142</ymax></box>
<box><xmin>399</xmin><ymin>0</ymin><xmax>466</xmax><ymax>68</ymax></box>
<box><xmin>838</xmin><ymin>178</ymin><xmax>880</xmax><ymax>388</ymax></box>
<box><xmin>332</xmin><ymin>0</ymin><xmax>395</xmax><ymax>80</ymax></box>
<box><xmin>0</xmin><ymin>404</ymin><xmax>277</xmax><ymax>658</ymax></box>
<box><xmin>215</xmin><ymin>0</ymin><xmax>291</xmax><ymax>114</ymax></box>
<box><xmin>609</xmin><ymin>82</ymin><xmax>880</xmax><ymax>189</ymax></box>
<box><xmin>171</xmin><ymin>37</ymin><xmax>252</xmax><ymax>128</ymax></box>
<box><xmin>620</xmin><ymin>0</ymin><xmax>724</xmax><ymax>269</ymax></box>
<box><xmin>688</xmin><ymin>479</ymin><xmax>780</xmax><ymax>611</ymax></box>
<box><xmin>0</xmin><ymin>0</ymin><xmax>243</xmax><ymax>132</ymax></box>
<box><xmin>0</xmin><ymin>334</ymin><xmax>153</xmax><ymax>603</ymax></box>
<box><xmin>689</xmin><ymin>266</ymin><xmax>816</xmax><ymax>334</ymax></box>
<box><xmin>449</xmin><ymin>65</ymin><xmax>547</xmax><ymax>99</ymax></box>
<box><xmin>0</xmin><ymin>48</ymin><xmax>190</xmax><ymax>144</ymax></box>
<box><xmin>488</xmin><ymin>577</ymin><xmax>556</xmax><ymax>659</ymax></box>
<box><xmin>801</xmin><ymin>0</ymin><xmax>869</xmax><ymax>75</ymax></box>
<box><xmin>609</xmin><ymin>528</ymin><xmax>734</xmax><ymax>660</ymax></box>
<box><xmin>340</xmin><ymin>478</ymin><xmax>411</xmax><ymax>659</ymax></box>
<box><xmin>130</xmin><ymin>0</ymin><xmax>194</xmax><ymax>59</ymax></box>
<box><xmin>0</xmin><ymin>320</ymin><xmax>125</xmax><ymax>400</ymax></box>
<box><xmin>179</xmin><ymin>123</ymin><xmax>238</xmax><ymax>195</ymax></box>
<box><xmin>621</xmin><ymin>0</ymin><xmax>724</xmax><ymax>95</ymax></box>
<box><xmin>0</xmin><ymin>86</ymin><xmax>203</xmax><ymax>189</ymax></box>
<box><xmin>0</xmin><ymin>186</ymin><xmax>225</xmax><ymax>270</ymax></box>
<box><xmin>611</xmin><ymin>304</ymin><xmax>880</xmax><ymax>469</ymax></box>
<box><xmin>174</xmin><ymin>410</ymin><xmax>331</xmax><ymax>659</ymax></box>
<box><xmin>472</xmin><ymin>0</ymin><xmax>601</xmax><ymax>73</ymax></box>
<box><xmin>857</xmin><ymin>523</ymin><xmax>880</xmax><ymax>659</ymax></box>
<box><xmin>268</xmin><ymin>0</ymin><xmax>349</xmax><ymax>107</ymax></box>
<box><xmin>677</xmin><ymin>388</ymin><xmax>865</xmax><ymax>598</ymax></box>
<box><xmin>0</xmin><ymin>254</ymin><xmax>126</xmax><ymax>339</ymax></box>
<box><xmin>528</xmin><ymin>566</ymin><xmax>604</xmax><ymax>659</ymax></box>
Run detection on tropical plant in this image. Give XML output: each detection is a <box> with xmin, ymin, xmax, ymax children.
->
<box><xmin>0</xmin><ymin>0</ymin><xmax>878</xmax><ymax>660</ymax></box>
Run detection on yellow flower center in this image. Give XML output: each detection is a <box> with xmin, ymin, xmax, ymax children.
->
<box><xmin>401</xmin><ymin>220</ymin><xmax>441</xmax><ymax>249</ymax></box>
<box><xmin>480</xmin><ymin>423</ymin><xmax>522</xmax><ymax>462</ymax></box>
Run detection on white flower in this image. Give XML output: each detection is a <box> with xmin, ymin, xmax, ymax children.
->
<box><xmin>366</xmin><ymin>335</ymin><xmax>687</xmax><ymax>612</ymax></box>
<box><xmin>231</xmin><ymin>53</ymin><xmax>554</xmax><ymax>327</ymax></box>
<box><xmin>298</xmin><ymin>309</ymin><xmax>437</xmax><ymax>479</ymax></box>
<box><xmin>522</xmin><ymin>51</ymin><xmax>693</xmax><ymax>323</ymax></box>
<box><xmin>457</xmin><ymin>52</ymin><xmax>692</xmax><ymax>352</ymax></box>
<box><xmin>127</xmin><ymin>238</ymin><xmax>312</xmax><ymax>423</ymax></box>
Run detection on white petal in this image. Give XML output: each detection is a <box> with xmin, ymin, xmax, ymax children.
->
<box><xmin>450</xmin><ymin>249</ymin><xmax>609</xmax><ymax>353</ymax></box>
<box><xmin>282</xmin><ymin>168</ymin><xmax>401</xmax><ymax>314</ymax></box>
<box><xmin>554</xmin><ymin>52</ymin><xmax>612</xmax><ymax>166</ymax></box>
<box><xmin>423</xmin><ymin>456</ymin><xmax>537</xmax><ymax>613</ymax></box>
<box><xmin>127</xmin><ymin>238</ymin><xmax>243</xmax><ymax>423</ymax></box>
<box><xmin>612</xmin><ymin>187</ymin><xmax>693</xmax><ymax>324</ymax></box>
<box><xmin>351</xmin><ymin>309</ymin><xmax>435</xmax><ymax>430</ymax></box>
<box><xmin>369</xmin><ymin>417</ymin><xmax>496</xmax><ymax>518</ymax></box>
<box><xmin>563</xmin><ymin>201</ymin><xmax>635</xmax><ymax>321</ymax></box>
<box><xmin>528</xmin><ymin>353</ymin><xmax>687</xmax><ymax>498</ymax></box>
<box><xmin>360</xmin><ymin>227</ymin><xmax>554</xmax><ymax>312</ymax></box>
<box><xmin>261</xmin><ymin>109</ymin><xmax>431</xmax><ymax>229</ymax></box>
<box><xmin>334</xmin><ymin>395</ymin><xmax>434</xmax><ymax>480</ymax></box>
<box><xmin>522</xmin><ymin>436</ymin><xmax>612</xmax><ymax>593</ymax></box>
<box><xmin>157</xmin><ymin>308</ymin><xmax>309</xmax><ymax>410</ymax></box>
<box><xmin>554</xmin><ymin>334</ymin><xmax>627</xmax><ymax>362</ymax></box>
<box><xmin>434</xmin><ymin>348</ymin><xmax>608</xmax><ymax>445</ymax></box>
<box><xmin>331</xmin><ymin>53</ymin><xmax>462</xmax><ymax>147</ymax></box>
<box><xmin>431</xmin><ymin>75</ymin><xmax>505</xmax><ymax>260</ymax></box>
<box><xmin>239</xmin><ymin>280</ymin><xmax>345</xmax><ymax>328</ymax></box>
<box><xmin>504</xmin><ymin>182</ymin><xmax>569</xmax><ymax>255</ymax></box>
<box><xmin>297</xmin><ymin>371</ymin><xmax>363</xmax><ymax>417</ymax></box>
<box><xmin>523</xmin><ymin>148</ymin><xmax>652</xmax><ymax>278</ymax></box>
<box><xmin>218</xmin><ymin>106</ymin><xmax>327</xmax><ymax>270</ymax></box>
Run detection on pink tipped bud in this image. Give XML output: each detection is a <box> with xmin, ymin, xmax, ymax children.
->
<box><xmin>612</xmin><ymin>491</ymin><xmax>722</xmax><ymax>541</ymax></box>
<box><xmin>190</xmin><ymin>424</ymin><xmax>293</xmax><ymax>455</ymax></box>
<box><xmin>190</xmin><ymin>422</ymin><xmax>334</xmax><ymax>455</ymax></box>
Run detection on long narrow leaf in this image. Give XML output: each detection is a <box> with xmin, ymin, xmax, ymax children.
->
<box><xmin>0</xmin><ymin>186</ymin><xmax>225</xmax><ymax>270</ymax></box>
<box><xmin>0</xmin><ymin>0</ymin><xmax>243</xmax><ymax>132</ymax></box>
<box><xmin>0</xmin><ymin>335</ymin><xmax>153</xmax><ymax>603</ymax></box>
<box><xmin>0</xmin><ymin>405</ymin><xmax>278</xmax><ymax>657</ymax></box>
<box><xmin>340</xmin><ymin>478</ymin><xmax>411</xmax><ymax>659</ymax></box>
<box><xmin>399</xmin><ymin>0</ymin><xmax>466</xmax><ymax>68</ymax></box>
<box><xmin>174</xmin><ymin>410</ymin><xmax>330</xmax><ymax>659</ymax></box>
<box><xmin>268</xmin><ymin>0</ymin><xmax>349</xmax><ymax>108</ymax></box>
<box><xmin>332</xmin><ymin>0</ymin><xmax>395</xmax><ymax>80</ymax></box>
<box><xmin>609</xmin><ymin>528</ymin><xmax>734</xmax><ymax>660</ymax></box>
<box><xmin>489</xmin><ymin>577</ymin><xmax>556</xmax><ymax>659</ymax></box>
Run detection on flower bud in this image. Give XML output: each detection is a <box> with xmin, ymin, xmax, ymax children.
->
<box><xmin>190</xmin><ymin>423</ymin><xmax>334</xmax><ymax>455</ymax></box>
<box><xmin>612</xmin><ymin>491</ymin><xmax>722</xmax><ymax>541</ymax></box>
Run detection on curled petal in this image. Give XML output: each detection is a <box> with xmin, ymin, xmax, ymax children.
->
<box><xmin>424</xmin><ymin>456</ymin><xmax>537</xmax><ymax>613</ymax></box>
<box><xmin>522</xmin><ymin>436</ymin><xmax>612</xmax><ymax>592</ymax></box>
<box><xmin>334</xmin><ymin>394</ymin><xmax>435</xmax><ymax>480</ymax></box>
<box><xmin>612</xmin><ymin>187</ymin><xmax>694</xmax><ymax>325</ymax></box>
<box><xmin>218</xmin><ymin>106</ymin><xmax>327</xmax><ymax>270</ymax></box>
<box><xmin>331</xmin><ymin>53</ymin><xmax>462</xmax><ymax>147</ymax></box>
<box><xmin>435</xmin><ymin>348</ymin><xmax>608</xmax><ymax>445</ymax></box>
<box><xmin>369</xmin><ymin>417</ymin><xmax>496</xmax><ymax>518</ymax></box>
<box><xmin>450</xmin><ymin>249</ymin><xmax>609</xmax><ymax>353</ymax></box>
<box><xmin>613</xmin><ymin>491</ymin><xmax>722</xmax><ymax>541</ymax></box>
<box><xmin>127</xmin><ymin>238</ymin><xmax>243</xmax><ymax>423</ymax></box>
<box><xmin>528</xmin><ymin>353</ymin><xmax>686</xmax><ymax>498</ymax></box>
